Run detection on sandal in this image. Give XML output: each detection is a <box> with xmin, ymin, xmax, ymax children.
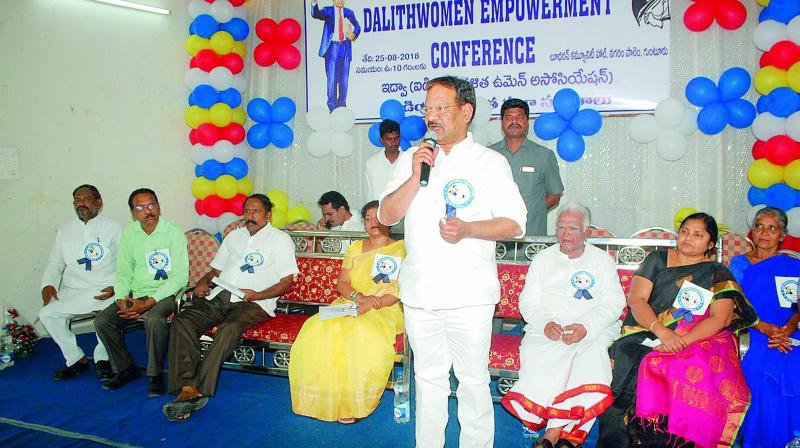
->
<box><xmin>162</xmin><ymin>395</ymin><xmax>209</xmax><ymax>422</ymax></box>
<box><xmin>337</xmin><ymin>417</ymin><xmax>359</xmax><ymax>424</ymax></box>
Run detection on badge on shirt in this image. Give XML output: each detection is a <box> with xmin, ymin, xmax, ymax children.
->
<box><xmin>521</xmin><ymin>165</ymin><xmax>536</xmax><ymax>173</ymax></box>
<box><xmin>77</xmin><ymin>242</ymin><xmax>105</xmax><ymax>271</ymax></box>
<box><xmin>240</xmin><ymin>251</ymin><xmax>265</xmax><ymax>274</ymax></box>
<box><xmin>571</xmin><ymin>271</ymin><xmax>596</xmax><ymax>300</ymax></box>
<box><xmin>443</xmin><ymin>179</ymin><xmax>475</xmax><ymax>218</ymax></box>
<box><xmin>671</xmin><ymin>281</ymin><xmax>712</xmax><ymax>322</ymax></box>
<box><xmin>372</xmin><ymin>254</ymin><xmax>400</xmax><ymax>283</ymax></box>
<box><xmin>775</xmin><ymin>276</ymin><xmax>798</xmax><ymax>308</ymax></box>
<box><xmin>146</xmin><ymin>249</ymin><xmax>172</xmax><ymax>281</ymax></box>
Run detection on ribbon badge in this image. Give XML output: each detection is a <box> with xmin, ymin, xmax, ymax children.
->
<box><xmin>372</xmin><ymin>256</ymin><xmax>398</xmax><ymax>284</ymax></box>
<box><xmin>240</xmin><ymin>252</ymin><xmax>264</xmax><ymax>274</ymax></box>
<box><xmin>77</xmin><ymin>242</ymin><xmax>104</xmax><ymax>272</ymax></box>
<box><xmin>443</xmin><ymin>179</ymin><xmax>475</xmax><ymax>218</ymax></box>
<box><xmin>672</xmin><ymin>287</ymin><xmax>704</xmax><ymax>323</ymax></box>
<box><xmin>148</xmin><ymin>251</ymin><xmax>170</xmax><ymax>281</ymax></box>
<box><xmin>779</xmin><ymin>279</ymin><xmax>798</xmax><ymax>306</ymax></box>
<box><xmin>570</xmin><ymin>271</ymin><xmax>596</xmax><ymax>300</ymax></box>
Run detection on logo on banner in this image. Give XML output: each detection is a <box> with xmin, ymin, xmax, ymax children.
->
<box><xmin>571</xmin><ymin>271</ymin><xmax>596</xmax><ymax>300</ymax></box>
<box><xmin>443</xmin><ymin>179</ymin><xmax>475</xmax><ymax>218</ymax></box>
<box><xmin>240</xmin><ymin>252</ymin><xmax>265</xmax><ymax>274</ymax></box>
<box><xmin>77</xmin><ymin>242</ymin><xmax>105</xmax><ymax>271</ymax></box>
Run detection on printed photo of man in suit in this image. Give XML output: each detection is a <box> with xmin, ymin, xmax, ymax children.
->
<box><xmin>311</xmin><ymin>0</ymin><xmax>361</xmax><ymax>112</ymax></box>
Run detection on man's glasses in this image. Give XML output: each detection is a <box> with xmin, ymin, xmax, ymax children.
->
<box><xmin>133</xmin><ymin>203</ymin><xmax>158</xmax><ymax>212</ymax></box>
<box><xmin>555</xmin><ymin>225</ymin><xmax>582</xmax><ymax>235</ymax></box>
<box><xmin>421</xmin><ymin>104</ymin><xmax>457</xmax><ymax>115</ymax></box>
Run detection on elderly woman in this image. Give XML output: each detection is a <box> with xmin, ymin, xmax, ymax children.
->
<box><xmin>598</xmin><ymin>213</ymin><xmax>757</xmax><ymax>448</ymax></box>
<box><xmin>729</xmin><ymin>207</ymin><xmax>800</xmax><ymax>448</ymax></box>
<box><xmin>289</xmin><ymin>200</ymin><xmax>405</xmax><ymax>424</ymax></box>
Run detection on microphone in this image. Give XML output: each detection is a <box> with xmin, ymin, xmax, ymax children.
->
<box><xmin>420</xmin><ymin>130</ymin><xmax>437</xmax><ymax>187</ymax></box>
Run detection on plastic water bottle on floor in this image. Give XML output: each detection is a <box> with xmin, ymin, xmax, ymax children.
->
<box><xmin>393</xmin><ymin>372</ymin><xmax>410</xmax><ymax>423</ymax></box>
<box><xmin>786</xmin><ymin>430</ymin><xmax>800</xmax><ymax>448</ymax></box>
<box><xmin>0</xmin><ymin>321</ymin><xmax>14</xmax><ymax>371</ymax></box>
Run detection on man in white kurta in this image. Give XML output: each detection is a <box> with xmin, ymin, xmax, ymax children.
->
<box><xmin>39</xmin><ymin>185</ymin><xmax>121</xmax><ymax>381</ymax></box>
<box><xmin>364</xmin><ymin>119</ymin><xmax>401</xmax><ymax>202</ymax></box>
<box><xmin>379</xmin><ymin>76</ymin><xmax>527</xmax><ymax>448</ymax></box>
<box><xmin>501</xmin><ymin>204</ymin><xmax>625</xmax><ymax>448</ymax></box>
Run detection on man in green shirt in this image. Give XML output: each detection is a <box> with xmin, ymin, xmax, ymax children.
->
<box><xmin>490</xmin><ymin>98</ymin><xmax>564</xmax><ymax>236</ymax></box>
<box><xmin>95</xmin><ymin>188</ymin><xmax>188</xmax><ymax>397</ymax></box>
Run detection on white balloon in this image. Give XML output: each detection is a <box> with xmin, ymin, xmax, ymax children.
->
<box><xmin>753</xmin><ymin>20</ymin><xmax>788</xmax><ymax>52</ymax></box>
<box><xmin>786</xmin><ymin>207</ymin><xmax>800</xmax><ymax>237</ymax></box>
<box><xmin>187</xmin><ymin>0</ymin><xmax>210</xmax><ymax>18</ymax></box>
<box><xmin>217</xmin><ymin>212</ymin><xmax>241</xmax><ymax>233</ymax></box>
<box><xmin>655</xmin><ymin>129</ymin><xmax>687</xmax><ymax>161</ymax></box>
<box><xmin>654</xmin><ymin>98</ymin><xmax>685</xmax><ymax>129</ymax></box>
<box><xmin>472</xmin><ymin>96</ymin><xmax>493</xmax><ymax>125</ymax></box>
<box><xmin>469</xmin><ymin>124</ymin><xmax>489</xmax><ymax>145</ymax></box>
<box><xmin>209</xmin><ymin>0</ymin><xmax>234</xmax><ymax>23</ymax></box>
<box><xmin>208</xmin><ymin>67</ymin><xmax>233</xmax><ymax>91</ymax></box>
<box><xmin>306</xmin><ymin>132</ymin><xmax>330</xmax><ymax>157</ymax></box>
<box><xmin>628</xmin><ymin>114</ymin><xmax>660</xmax><ymax>143</ymax></box>
<box><xmin>486</xmin><ymin>119</ymin><xmax>505</xmax><ymax>145</ymax></box>
<box><xmin>305</xmin><ymin>107</ymin><xmax>332</xmax><ymax>132</ymax></box>
<box><xmin>231</xmin><ymin>5</ymin><xmax>248</xmax><ymax>20</ymax></box>
<box><xmin>191</xmin><ymin>145</ymin><xmax>214</xmax><ymax>165</ymax></box>
<box><xmin>330</xmin><ymin>107</ymin><xmax>355</xmax><ymax>132</ymax></box>
<box><xmin>196</xmin><ymin>214</ymin><xmax>218</xmax><ymax>235</ymax></box>
<box><xmin>231</xmin><ymin>74</ymin><xmax>248</xmax><ymax>93</ymax></box>
<box><xmin>751</xmin><ymin>112</ymin><xmax>787</xmax><ymax>141</ymax></box>
<box><xmin>786</xmin><ymin>111</ymin><xmax>800</xmax><ymax>141</ymax></box>
<box><xmin>788</xmin><ymin>16</ymin><xmax>800</xmax><ymax>44</ymax></box>
<box><xmin>233</xmin><ymin>143</ymin><xmax>250</xmax><ymax>160</ymax></box>
<box><xmin>331</xmin><ymin>132</ymin><xmax>355</xmax><ymax>157</ymax></box>
<box><xmin>677</xmin><ymin>107</ymin><xmax>698</xmax><ymax>136</ymax></box>
<box><xmin>212</xmin><ymin>140</ymin><xmax>234</xmax><ymax>163</ymax></box>
<box><xmin>746</xmin><ymin>205</ymin><xmax>767</xmax><ymax>230</ymax></box>
<box><xmin>184</xmin><ymin>68</ymin><xmax>208</xmax><ymax>90</ymax></box>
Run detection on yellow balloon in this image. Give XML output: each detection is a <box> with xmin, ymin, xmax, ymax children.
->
<box><xmin>673</xmin><ymin>207</ymin><xmax>698</xmax><ymax>231</ymax></box>
<box><xmin>788</xmin><ymin>62</ymin><xmax>800</xmax><ymax>93</ymax></box>
<box><xmin>756</xmin><ymin>0</ymin><xmax>769</xmax><ymax>6</ymax></box>
<box><xmin>747</xmin><ymin>159</ymin><xmax>785</xmax><ymax>188</ymax></box>
<box><xmin>210</xmin><ymin>31</ymin><xmax>234</xmax><ymax>55</ymax></box>
<box><xmin>270</xmin><ymin>209</ymin><xmax>288</xmax><ymax>229</ymax></box>
<box><xmin>209</xmin><ymin>103</ymin><xmax>233</xmax><ymax>127</ymax></box>
<box><xmin>186</xmin><ymin>34</ymin><xmax>211</xmax><ymax>57</ymax></box>
<box><xmin>266</xmin><ymin>189</ymin><xmax>290</xmax><ymax>210</ymax></box>
<box><xmin>185</xmin><ymin>106</ymin><xmax>209</xmax><ymax>129</ymax></box>
<box><xmin>232</xmin><ymin>41</ymin><xmax>247</xmax><ymax>58</ymax></box>
<box><xmin>231</xmin><ymin>108</ymin><xmax>246</xmax><ymax>125</ymax></box>
<box><xmin>191</xmin><ymin>176</ymin><xmax>215</xmax><ymax>200</ymax></box>
<box><xmin>215</xmin><ymin>175</ymin><xmax>239</xmax><ymax>199</ymax></box>
<box><xmin>287</xmin><ymin>204</ymin><xmax>313</xmax><ymax>224</ymax></box>
<box><xmin>238</xmin><ymin>177</ymin><xmax>253</xmax><ymax>195</ymax></box>
<box><xmin>754</xmin><ymin>66</ymin><xmax>788</xmax><ymax>95</ymax></box>
<box><xmin>785</xmin><ymin>159</ymin><xmax>800</xmax><ymax>189</ymax></box>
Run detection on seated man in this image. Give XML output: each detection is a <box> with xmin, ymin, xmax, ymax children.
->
<box><xmin>95</xmin><ymin>188</ymin><xmax>188</xmax><ymax>396</ymax></box>
<box><xmin>39</xmin><ymin>184</ymin><xmax>121</xmax><ymax>381</ymax></box>
<box><xmin>316</xmin><ymin>190</ymin><xmax>363</xmax><ymax>253</ymax></box>
<box><xmin>163</xmin><ymin>194</ymin><xmax>297</xmax><ymax>421</ymax></box>
<box><xmin>501</xmin><ymin>203</ymin><xmax>625</xmax><ymax>448</ymax></box>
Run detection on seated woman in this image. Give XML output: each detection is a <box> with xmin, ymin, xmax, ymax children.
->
<box><xmin>289</xmin><ymin>200</ymin><xmax>405</xmax><ymax>424</ymax></box>
<box><xmin>598</xmin><ymin>213</ymin><xmax>757</xmax><ymax>448</ymax></box>
<box><xmin>730</xmin><ymin>207</ymin><xmax>800</xmax><ymax>448</ymax></box>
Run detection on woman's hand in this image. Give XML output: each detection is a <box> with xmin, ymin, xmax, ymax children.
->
<box><xmin>653</xmin><ymin>325</ymin><xmax>687</xmax><ymax>353</ymax></box>
<box><xmin>756</xmin><ymin>321</ymin><xmax>781</xmax><ymax>337</ymax></box>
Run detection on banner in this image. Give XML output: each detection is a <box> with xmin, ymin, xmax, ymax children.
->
<box><xmin>304</xmin><ymin>0</ymin><xmax>671</xmax><ymax>121</ymax></box>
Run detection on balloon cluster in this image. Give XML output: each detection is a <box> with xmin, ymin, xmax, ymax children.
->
<box><xmin>246</xmin><ymin>97</ymin><xmax>296</xmax><ymax>149</ymax></box>
<box><xmin>685</xmin><ymin>67</ymin><xmax>756</xmax><ymax>135</ymax></box>
<box><xmin>305</xmin><ymin>107</ymin><xmax>357</xmax><ymax>157</ymax></box>
<box><xmin>758</xmin><ymin>0</ymin><xmax>800</xmax><ymax>24</ymax></box>
<box><xmin>628</xmin><ymin>98</ymin><xmax>698</xmax><ymax>161</ymax></box>
<box><xmin>468</xmin><ymin>97</ymin><xmax>505</xmax><ymax>146</ymax></box>
<box><xmin>254</xmin><ymin>18</ymin><xmax>302</xmax><ymax>70</ymax></box>
<box><xmin>368</xmin><ymin>100</ymin><xmax>426</xmax><ymax>150</ymax></box>
<box><xmin>533</xmin><ymin>88</ymin><xmax>602</xmax><ymax>162</ymax></box>
<box><xmin>683</xmin><ymin>0</ymin><xmax>747</xmax><ymax>32</ymax></box>
<box><xmin>752</xmin><ymin>17</ymin><xmax>800</xmax><ymax>51</ymax></box>
<box><xmin>186</xmin><ymin>0</ymin><xmax>252</xmax><ymax>238</ymax></box>
<box><xmin>266</xmin><ymin>189</ymin><xmax>314</xmax><ymax>229</ymax></box>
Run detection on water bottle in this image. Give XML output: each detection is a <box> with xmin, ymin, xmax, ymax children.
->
<box><xmin>0</xmin><ymin>322</ymin><xmax>14</xmax><ymax>371</ymax></box>
<box><xmin>786</xmin><ymin>430</ymin><xmax>800</xmax><ymax>448</ymax></box>
<box><xmin>393</xmin><ymin>371</ymin><xmax>410</xmax><ymax>423</ymax></box>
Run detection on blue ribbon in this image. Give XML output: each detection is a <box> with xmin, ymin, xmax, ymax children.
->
<box><xmin>573</xmin><ymin>289</ymin><xmax>593</xmax><ymax>300</ymax></box>
<box><xmin>77</xmin><ymin>258</ymin><xmax>92</xmax><ymax>271</ymax></box>
<box><xmin>373</xmin><ymin>273</ymin><xmax>390</xmax><ymax>284</ymax></box>
<box><xmin>671</xmin><ymin>308</ymin><xmax>695</xmax><ymax>323</ymax></box>
<box><xmin>240</xmin><ymin>264</ymin><xmax>255</xmax><ymax>274</ymax></box>
<box><xmin>154</xmin><ymin>269</ymin><xmax>168</xmax><ymax>281</ymax></box>
<box><xmin>445</xmin><ymin>204</ymin><xmax>456</xmax><ymax>218</ymax></box>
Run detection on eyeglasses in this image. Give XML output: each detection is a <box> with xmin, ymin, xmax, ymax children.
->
<box><xmin>421</xmin><ymin>104</ymin><xmax>457</xmax><ymax>115</ymax></box>
<box><xmin>753</xmin><ymin>223</ymin><xmax>781</xmax><ymax>234</ymax></box>
<box><xmin>556</xmin><ymin>225</ymin><xmax>582</xmax><ymax>235</ymax></box>
<box><xmin>133</xmin><ymin>203</ymin><xmax>158</xmax><ymax>212</ymax></box>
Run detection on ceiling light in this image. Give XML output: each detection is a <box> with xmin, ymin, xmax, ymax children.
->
<box><xmin>92</xmin><ymin>0</ymin><xmax>170</xmax><ymax>15</ymax></box>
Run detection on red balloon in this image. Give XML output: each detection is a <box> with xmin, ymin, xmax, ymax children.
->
<box><xmin>221</xmin><ymin>123</ymin><xmax>245</xmax><ymax>144</ymax></box>
<box><xmin>765</xmin><ymin>135</ymin><xmax>800</xmax><ymax>165</ymax></box>
<box><xmin>253</xmin><ymin>42</ymin><xmax>277</xmax><ymax>67</ymax></box>
<box><xmin>203</xmin><ymin>0</ymin><xmax>214</xmax><ymax>3</ymax></box>
<box><xmin>229</xmin><ymin>0</ymin><xmax>245</xmax><ymax>6</ymax></box>
<box><xmin>195</xmin><ymin>49</ymin><xmax>221</xmax><ymax>72</ymax></box>
<box><xmin>227</xmin><ymin>193</ymin><xmax>247</xmax><ymax>215</ymax></box>
<box><xmin>277</xmin><ymin>45</ymin><xmax>301</xmax><ymax>70</ymax></box>
<box><xmin>194</xmin><ymin>199</ymin><xmax>205</xmax><ymax>215</ymax></box>
<box><xmin>189</xmin><ymin>129</ymin><xmax>199</xmax><ymax>145</ymax></box>
<box><xmin>752</xmin><ymin>139</ymin><xmax>767</xmax><ymax>159</ymax></box>
<box><xmin>203</xmin><ymin>195</ymin><xmax>226</xmax><ymax>218</ymax></box>
<box><xmin>783</xmin><ymin>234</ymin><xmax>800</xmax><ymax>251</ymax></box>
<box><xmin>760</xmin><ymin>51</ymin><xmax>773</xmax><ymax>68</ymax></box>
<box><xmin>715</xmin><ymin>0</ymin><xmax>747</xmax><ymax>30</ymax></box>
<box><xmin>256</xmin><ymin>18</ymin><xmax>278</xmax><ymax>42</ymax></box>
<box><xmin>189</xmin><ymin>57</ymin><xmax>198</xmax><ymax>69</ymax></box>
<box><xmin>767</xmin><ymin>41</ymin><xmax>800</xmax><ymax>70</ymax></box>
<box><xmin>196</xmin><ymin>123</ymin><xmax>221</xmax><ymax>146</ymax></box>
<box><xmin>221</xmin><ymin>53</ymin><xmax>244</xmax><ymax>74</ymax></box>
<box><xmin>277</xmin><ymin>18</ymin><xmax>302</xmax><ymax>44</ymax></box>
<box><xmin>683</xmin><ymin>0</ymin><xmax>715</xmax><ymax>32</ymax></box>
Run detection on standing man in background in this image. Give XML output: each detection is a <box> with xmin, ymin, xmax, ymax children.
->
<box><xmin>365</xmin><ymin>119</ymin><xmax>401</xmax><ymax>203</ymax></box>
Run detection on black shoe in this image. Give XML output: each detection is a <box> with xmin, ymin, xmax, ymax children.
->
<box><xmin>94</xmin><ymin>361</ymin><xmax>114</xmax><ymax>382</ymax></box>
<box><xmin>533</xmin><ymin>440</ymin><xmax>555</xmax><ymax>448</ymax></box>
<box><xmin>53</xmin><ymin>360</ymin><xmax>89</xmax><ymax>380</ymax></box>
<box><xmin>102</xmin><ymin>365</ymin><xmax>141</xmax><ymax>390</ymax></box>
<box><xmin>147</xmin><ymin>375</ymin><xmax>165</xmax><ymax>398</ymax></box>
<box><xmin>555</xmin><ymin>440</ymin><xmax>578</xmax><ymax>448</ymax></box>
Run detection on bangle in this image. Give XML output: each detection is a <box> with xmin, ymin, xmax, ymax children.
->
<box><xmin>649</xmin><ymin>320</ymin><xmax>659</xmax><ymax>332</ymax></box>
<box><xmin>349</xmin><ymin>290</ymin><xmax>359</xmax><ymax>301</ymax></box>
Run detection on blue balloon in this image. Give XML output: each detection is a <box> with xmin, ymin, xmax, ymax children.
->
<box><xmin>717</xmin><ymin>67</ymin><xmax>751</xmax><ymax>102</ymax></box>
<box><xmin>219</xmin><ymin>18</ymin><xmax>249</xmax><ymax>41</ymax></box>
<box><xmin>758</xmin><ymin>8</ymin><xmax>769</xmax><ymax>22</ymax></box>
<box><xmin>380</xmin><ymin>99</ymin><xmax>405</xmax><ymax>123</ymax></box>
<box><xmin>765</xmin><ymin>0</ymin><xmax>800</xmax><ymax>24</ymax></box>
<box><xmin>697</xmin><ymin>103</ymin><xmax>728</xmax><ymax>135</ymax></box>
<box><xmin>556</xmin><ymin>129</ymin><xmax>585</xmax><ymax>162</ymax></box>
<box><xmin>766</xmin><ymin>87</ymin><xmax>800</xmax><ymax>117</ymax></box>
<box><xmin>368</xmin><ymin>122</ymin><xmax>383</xmax><ymax>147</ymax></box>
<box><xmin>269</xmin><ymin>123</ymin><xmax>294</xmax><ymax>148</ymax></box>
<box><xmin>247</xmin><ymin>123</ymin><xmax>271</xmax><ymax>149</ymax></box>
<box><xmin>214</xmin><ymin>232</ymin><xmax>223</xmax><ymax>241</ymax></box>
<box><xmin>218</xmin><ymin>88</ymin><xmax>242</xmax><ymax>109</ymax></box>
<box><xmin>190</xmin><ymin>84</ymin><xmax>219</xmax><ymax>109</ymax></box>
<box><xmin>553</xmin><ymin>89</ymin><xmax>581</xmax><ymax>121</ymax></box>
<box><xmin>756</xmin><ymin>95</ymin><xmax>768</xmax><ymax>113</ymax></box>
<box><xmin>724</xmin><ymin>99</ymin><xmax>756</xmax><ymax>129</ymax></box>
<box><xmin>747</xmin><ymin>186</ymin><xmax>767</xmax><ymax>206</ymax></box>
<box><xmin>271</xmin><ymin>97</ymin><xmax>297</xmax><ymax>123</ymax></box>
<box><xmin>200</xmin><ymin>159</ymin><xmax>224</xmax><ymax>180</ymax></box>
<box><xmin>400</xmin><ymin>115</ymin><xmax>426</xmax><ymax>141</ymax></box>
<box><xmin>191</xmin><ymin>14</ymin><xmax>219</xmax><ymax>39</ymax></box>
<box><xmin>685</xmin><ymin>77</ymin><xmax>720</xmax><ymax>107</ymax></box>
<box><xmin>765</xmin><ymin>183</ymin><xmax>796</xmax><ymax>211</ymax></box>
<box><xmin>533</xmin><ymin>112</ymin><xmax>568</xmax><ymax>140</ymax></box>
<box><xmin>569</xmin><ymin>109</ymin><xmax>602</xmax><ymax>136</ymax></box>
<box><xmin>194</xmin><ymin>164</ymin><xmax>203</xmax><ymax>177</ymax></box>
<box><xmin>247</xmin><ymin>98</ymin><xmax>272</xmax><ymax>124</ymax></box>
<box><xmin>224</xmin><ymin>157</ymin><xmax>248</xmax><ymax>179</ymax></box>
<box><xmin>400</xmin><ymin>137</ymin><xmax>411</xmax><ymax>151</ymax></box>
